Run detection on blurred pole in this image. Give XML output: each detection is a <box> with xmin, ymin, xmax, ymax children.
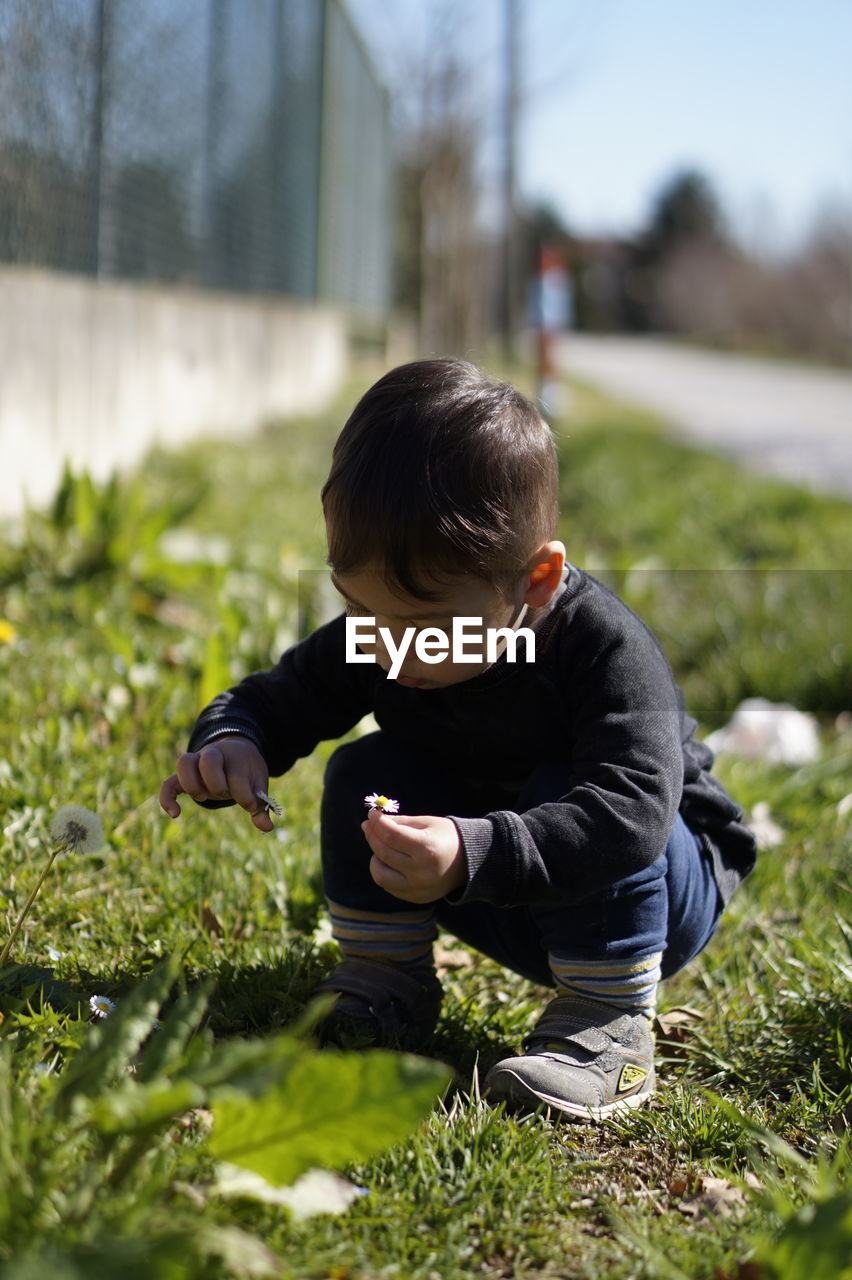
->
<box><xmin>500</xmin><ymin>0</ymin><xmax>519</xmax><ymax>361</ymax></box>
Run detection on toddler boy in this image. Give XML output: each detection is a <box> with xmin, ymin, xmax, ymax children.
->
<box><xmin>160</xmin><ymin>359</ymin><xmax>756</xmax><ymax>1121</ymax></box>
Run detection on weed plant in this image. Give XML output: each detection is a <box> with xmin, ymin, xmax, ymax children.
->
<box><xmin>0</xmin><ymin>374</ymin><xmax>849</xmax><ymax>1278</ymax></box>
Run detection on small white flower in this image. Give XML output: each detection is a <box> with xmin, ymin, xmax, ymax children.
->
<box><xmin>127</xmin><ymin>662</ymin><xmax>159</xmax><ymax>689</ymax></box>
<box><xmin>47</xmin><ymin>946</ymin><xmax>63</xmax><ymax>962</ymax></box>
<box><xmin>364</xmin><ymin>793</ymin><xmax>400</xmax><ymax>814</ymax></box>
<box><xmin>50</xmin><ymin>806</ymin><xmax>104</xmax><ymax>854</ymax></box>
<box><xmin>256</xmin><ymin>790</ymin><xmax>283</xmax><ymax>817</ymax></box>
<box><xmin>89</xmin><ymin>994</ymin><xmax>116</xmax><ymax>1018</ymax></box>
<box><xmin>106</xmin><ymin>683</ymin><xmax>131</xmax><ymax>712</ymax></box>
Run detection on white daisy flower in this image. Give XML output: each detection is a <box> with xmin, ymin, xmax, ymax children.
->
<box><xmin>50</xmin><ymin>806</ymin><xmax>104</xmax><ymax>854</ymax></box>
<box><xmin>363</xmin><ymin>793</ymin><xmax>400</xmax><ymax>814</ymax></box>
<box><xmin>89</xmin><ymin>994</ymin><xmax>116</xmax><ymax>1019</ymax></box>
<box><xmin>256</xmin><ymin>790</ymin><xmax>283</xmax><ymax>817</ymax></box>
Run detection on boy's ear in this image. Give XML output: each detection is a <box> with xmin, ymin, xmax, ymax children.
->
<box><xmin>522</xmin><ymin>542</ymin><xmax>566</xmax><ymax>607</ymax></box>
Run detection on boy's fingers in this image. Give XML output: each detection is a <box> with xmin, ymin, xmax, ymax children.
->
<box><xmin>197</xmin><ymin>746</ymin><xmax>230</xmax><ymax>799</ymax></box>
<box><xmin>170</xmin><ymin>748</ymin><xmax>273</xmax><ymax>833</ymax></box>
<box><xmin>365</xmin><ymin>812</ymin><xmax>424</xmax><ymax>855</ymax></box>
<box><xmin>229</xmin><ymin>771</ymin><xmax>274</xmax><ymax>833</ymax></box>
<box><xmin>159</xmin><ymin>774</ymin><xmax>183</xmax><ymax>818</ymax></box>
<box><xmin>369</xmin><ymin>853</ymin><xmax>408</xmax><ymax>890</ymax></box>
<box><xmin>361</xmin><ymin>822</ymin><xmax>413</xmax><ymax>869</ymax></box>
<box><xmin>175</xmin><ymin>752</ymin><xmax>210</xmax><ymax>802</ymax></box>
<box><xmin>381</xmin><ymin>814</ymin><xmax>432</xmax><ymax>831</ymax></box>
<box><xmin>249</xmin><ymin>777</ymin><xmax>276</xmax><ymax>831</ymax></box>
<box><xmin>228</xmin><ymin>770</ymin><xmax>266</xmax><ymax>814</ymax></box>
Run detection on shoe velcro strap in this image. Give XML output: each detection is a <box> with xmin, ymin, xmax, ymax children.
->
<box><xmin>315</xmin><ymin>957</ymin><xmax>432</xmax><ymax>1014</ymax></box>
<box><xmin>523</xmin><ymin>996</ymin><xmax>627</xmax><ymax>1055</ymax></box>
<box><xmin>524</xmin><ymin>1026</ymin><xmax>612</xmax><ymax>1055</ymax></box>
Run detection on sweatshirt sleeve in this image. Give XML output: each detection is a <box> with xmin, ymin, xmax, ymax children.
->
<box><xmin>186</xmin><ymin>614</ymin><xmax>376</xmax><ymax>780</ymax></box>
<box><xmin>448</xmin><ymin>600</ymin><xmax>685</xmax><ymax>906</ymax></box>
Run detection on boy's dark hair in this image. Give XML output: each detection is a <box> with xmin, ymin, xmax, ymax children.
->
<box><xmin>322</xmin><ymin>358</ymin><xmax>559</xmax><ymax>600</ymax></box>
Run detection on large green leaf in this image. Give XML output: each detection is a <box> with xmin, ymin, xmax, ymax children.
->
<box><xmin>209</xmin><ymin>1047</ymin><xmax>450</xmax><ymax>1185</ymax></box>
<box><xmin>89</xmin><ymin>1077</ymin><xmax>206</xmax><ymax>1134</ymax></box>
<box><xmin>759</xmin><ymin>1189</ymin><xmax>852</xmax><ymax>1280</ymax></box>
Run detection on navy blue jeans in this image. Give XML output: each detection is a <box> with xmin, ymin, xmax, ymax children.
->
<box><xmin>321</xmin><ymin>732</ymin><xmax>723</xmax><ymax>987</ymax></box>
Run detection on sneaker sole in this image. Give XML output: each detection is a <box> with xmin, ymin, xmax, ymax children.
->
<box><xmin>486</xmin><ymin>1066</ymin><xmax>655</xmax><ymax>1123</ymax></box>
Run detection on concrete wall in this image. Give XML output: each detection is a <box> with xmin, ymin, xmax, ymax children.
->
<box><xmin>0</xmin><ymin>265</ymin><xmax>348</xmax><ymax>519</ymax></box>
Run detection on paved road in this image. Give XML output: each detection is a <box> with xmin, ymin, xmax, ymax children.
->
<box><xmin>558</xmin><ymin>335</ymin><xmax>852</xmax><ymax>497</ymax></box>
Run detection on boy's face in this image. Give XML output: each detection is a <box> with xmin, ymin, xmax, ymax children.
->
<box><xmin>331</xmin><ymin>567</ymin><xmax>527</xmax><ymax>690</ymax></box>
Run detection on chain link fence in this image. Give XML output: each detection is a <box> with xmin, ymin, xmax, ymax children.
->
<box><xmin>0</xmin><ymin>0</ymin><xmax>391</xmax><ymax>314</ymax></box>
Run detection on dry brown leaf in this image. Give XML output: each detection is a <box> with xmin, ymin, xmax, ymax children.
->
<box><xmin>656</xmin><ymin>1006</ymin><xmax>705</xmax><ymax>1034</ymax></box>
<box><xmin>433</xmin><ymin>941</ymin><xmax>475</xmax><ymax>971</ymax></box>
<box><xmin>667</xmin><ymin>1172</ymin><xmax>693</xmax><ymax>1197</ymax></box>
<box><xmin>713</xmin><ymin>1262</ymin><xmax>765</xmax><ymax>1280</ymax></box>
<box><xmin>655</xmin><ymin>1005</ymin><xmax>705</xmax><ymax>1056</ymax></box>
<box><xmin>677</xmin><ymin>1174</ymin><xmax>749</xmax><ymax>1220</ymax></box>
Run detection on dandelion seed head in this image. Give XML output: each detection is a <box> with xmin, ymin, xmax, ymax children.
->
<box><xmin>50</xmin><ymin>805</ymin><xmax>104</xmax><ymax>853</ymax></box>
<box><xmin>89</xmin><ymin>994</ymin><xmax>116</xmax><ymax>1018</ymax></box>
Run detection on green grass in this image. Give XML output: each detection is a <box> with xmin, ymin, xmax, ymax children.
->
<box><xmin>0</xmin><ymin>371</ymin><xmax>850</xmax><ymax>1278</ymax></box>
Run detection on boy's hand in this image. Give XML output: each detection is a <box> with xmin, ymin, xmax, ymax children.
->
<box><xmin>362</xmin><ymin>809</ymin><xmax>466</xmax><ymax>903</ymax></box>
<box><xmin>159</xmin><ymin>736</ymin><xmax>274</xmax><ymax>832</ymax></box>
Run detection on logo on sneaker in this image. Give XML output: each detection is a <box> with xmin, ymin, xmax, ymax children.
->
<box><xmin>616</xmin><ymin>1063</ymin><xmax>649</xmax><ymax>1093</ymax></box>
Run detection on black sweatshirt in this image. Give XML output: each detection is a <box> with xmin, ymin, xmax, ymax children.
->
<box><xmin>187</xmin><ymin>566</ymin><xmax>757</xmax><ymax>908</ymax></box>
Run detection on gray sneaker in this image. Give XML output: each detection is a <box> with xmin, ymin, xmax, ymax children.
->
<box><xmin>312</xmin><ymin>957</ymin><xmax>442</xmax><ymax>1049</ymax></box>
<box><xmin>484</xmin><ymin>994</ymin><xmax>655</xmax><ymax>1122</ymax></box>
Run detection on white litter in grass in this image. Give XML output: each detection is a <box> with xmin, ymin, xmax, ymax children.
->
<box><xmin>747</xmin><ymin>802</ymin><xmax>785</xmax><ymax>849</ymax></box>
<box><xmin>705</xmin><ymin>698</ymin><xmax>820</xmax><ymax>766</ymax></box>
<box><xmin>213</xmin><ymin>1164</ymin><xmax>366</xmax><ymax>1219</ymax></box>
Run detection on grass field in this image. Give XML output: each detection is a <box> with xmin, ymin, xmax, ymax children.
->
<box><xmin>0</xmin><ymin>369</ymin><xmax>850</xmax><ymax>1279</ymax></box>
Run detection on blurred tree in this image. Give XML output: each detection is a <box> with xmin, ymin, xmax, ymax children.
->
<box><xmin>774</xmin><ymin>201</ymin><xmax>852</xmax><ymax>363</ymax></box>
<box><xmin>642</xmin><ymin>167</ymin><xmax>726</xmax><ymax>260</ymax></box>
<box><xmin>627</xmin><ymin>167</ymin><xmax>734</xmax><ymax>332</ymax></box>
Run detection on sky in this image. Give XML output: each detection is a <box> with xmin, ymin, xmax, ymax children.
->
<box><xmin>347</xmin><ymin>0</ymin><xmax>852</xmax><ymax>253</ymax></box>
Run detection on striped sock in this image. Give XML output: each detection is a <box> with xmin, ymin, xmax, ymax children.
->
<box><xmin>548</xmin><ymin>951</ymin><xmax>663</xmax><ymax>1017</ymax></box>
<box><xmin>326</xmin><ymin>898</ymin><xmax>437</xmax><ymax>968</ymax></box>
